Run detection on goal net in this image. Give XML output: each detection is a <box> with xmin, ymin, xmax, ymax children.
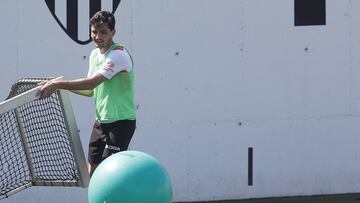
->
<box><xmin>0</xmin><ymin>78</ymin><xmax>89</xmax><ymax>200</ymax></box>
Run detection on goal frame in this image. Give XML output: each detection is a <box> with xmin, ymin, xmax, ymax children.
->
<box><xmin>0</xmin><ymin>86</ymin><xmax>89</xmax><ymax>199</ymax></box>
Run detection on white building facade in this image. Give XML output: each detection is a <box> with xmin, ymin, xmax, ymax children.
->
<box><xmin>1</xmin><ymin>0</ymin><xmax>360</xmax><ymax>202</ymax></box>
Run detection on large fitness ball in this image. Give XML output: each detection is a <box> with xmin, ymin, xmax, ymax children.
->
<box><xmin>88</xmin><ymin>150</ymin><xmax>173</xmax><ymax>203</ymax></box>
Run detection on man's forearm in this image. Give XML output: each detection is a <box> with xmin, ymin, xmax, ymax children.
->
<box><xmin>57</xmin><ymin>74</ymin><xmax>107</xmax><ymax>91</ymax></box>
<box><xmin>57</xmin><ymin>78</ymin><xmax>96</xmax><ymax>90</ymax></box>
<box><xmin>40</xmin><ymin>73</ymin><xmax>107</xmax><ymax>98</ymax></box>
<box><xmin>70</xmin><ymin>89</ymin><xmax>94</xmax><ymax>97</ymax></box>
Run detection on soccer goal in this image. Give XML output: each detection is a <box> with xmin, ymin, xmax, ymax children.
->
<box><xmin>0</xmin><ymin>78</ymin><xmax>89</xmax><ymax>200</ymax></box>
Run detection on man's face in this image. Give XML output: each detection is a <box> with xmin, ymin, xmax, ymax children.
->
<box><xmin>91</xmin><ymin>23</ymin><xmax>115</xmax><ymax>50</ymax></box>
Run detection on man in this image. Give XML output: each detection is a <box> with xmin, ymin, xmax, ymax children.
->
<box><xmin>40</xmin><ymin>11</ymin><xmax>136</xmax><ymax>176</ymax></box>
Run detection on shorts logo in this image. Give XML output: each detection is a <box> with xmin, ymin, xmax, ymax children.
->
<box><xmin>44</xmin><ymin>0</ymin><xmax>122</xmax><ymax>45</ymax></box>
<box><xmin>105</xmin><ymin>144</ymin><xmax>121</xmax><ymax>151</ymax></box>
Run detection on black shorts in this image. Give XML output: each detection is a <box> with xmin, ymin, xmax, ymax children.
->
<box><xmin>88</xmin><ymin>119</ymin><xmax>136</xmax><ymax>165</ymax></box>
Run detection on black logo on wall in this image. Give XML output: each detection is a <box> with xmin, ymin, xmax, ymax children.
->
<box><xmin>45</xmin><ymin>0</ymin><xmax>121</xmax><ymax>45</ymax></box>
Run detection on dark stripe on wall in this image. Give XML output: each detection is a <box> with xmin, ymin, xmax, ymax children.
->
<box><xmin>248</xmin><ymin>147</ymin><xmax>253</xmax><ymax>186</ymax></box>
<box><xmin>295</xmin><ymin>0</ymin><xmax>326</xmax><ymax>26</ymax></box>
<box><xmin>113</xmin><ymin>0</ymin><xmax>121</xmax><ymax>13</ymax></box>
<box><xmin>90</xmin><ymin>0</ymin><xmax>102</xmax><ymax>19</ymax></box>
<box><xmin>45</xmin><ymin>0</ymin><xmax>55</xmax><ymax>12</ymax></box>
<box><xmin>67</xmin><ymin>0</ymin><xmax>78</xmax><ymax>38</ymax></box>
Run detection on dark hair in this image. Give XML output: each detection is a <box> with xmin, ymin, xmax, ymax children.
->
<box><xmin>90</xmin><ymin>11</ymin><xmax>116</xmax><ymax>31</ymax></box>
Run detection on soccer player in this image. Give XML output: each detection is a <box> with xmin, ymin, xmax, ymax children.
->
<box><xmin>40</xmin><ymin>11</ymin><xmax>136</xmax><ymax>176</ymax></box>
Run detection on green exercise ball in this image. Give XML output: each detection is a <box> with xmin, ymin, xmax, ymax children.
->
<box><xmin>88</xmin><ymin>150</ymin><xmax>172</xmax><ymax>203</ymax></box>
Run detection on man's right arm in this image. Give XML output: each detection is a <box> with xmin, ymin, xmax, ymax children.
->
<box><xmin>40</xmin><ymin>73</ymin><xmax>107</xmax><ymax>98</ymax></box>
<box><xmin>70</xmin><ymin>89</ymin><xmax>93</xmax><ymax>97</ymax></box>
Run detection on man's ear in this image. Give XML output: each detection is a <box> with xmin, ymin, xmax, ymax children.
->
<box><xmin>112</xmin><ymin>29</ymin><xmax>116</xmax><ymax>37</ymax></box>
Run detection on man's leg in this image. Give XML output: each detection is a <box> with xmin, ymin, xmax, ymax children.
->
<box><xmin>101</xmin><ymin>120</ymin><xmax>136</xmax><ymax>160</ymax></box>
<box><xmin>88</xmin><ymin>163</ymin><xmax>99</xmax><ymax>177</ymax></box>
<box><xmin>88</xmin><ymin>121</ymin><xmax>105</xmax><ymax>177</ymax></box>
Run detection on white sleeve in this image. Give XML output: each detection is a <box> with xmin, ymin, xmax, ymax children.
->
<box><xmin>97</xmin><ymin>49</ymin><xmax>133</xmax><ymax>79</ymax></box>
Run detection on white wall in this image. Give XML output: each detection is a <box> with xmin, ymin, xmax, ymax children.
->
<box><xmin>2</xmin><ymin>0</ymin><xmax>360</xmax><ymax>202</ymax></box>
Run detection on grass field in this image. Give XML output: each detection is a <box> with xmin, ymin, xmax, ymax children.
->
<box><xmin>179</xmin><ymin>194</ymin><xmax>360</xmax><ymax>203</ymax></box>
